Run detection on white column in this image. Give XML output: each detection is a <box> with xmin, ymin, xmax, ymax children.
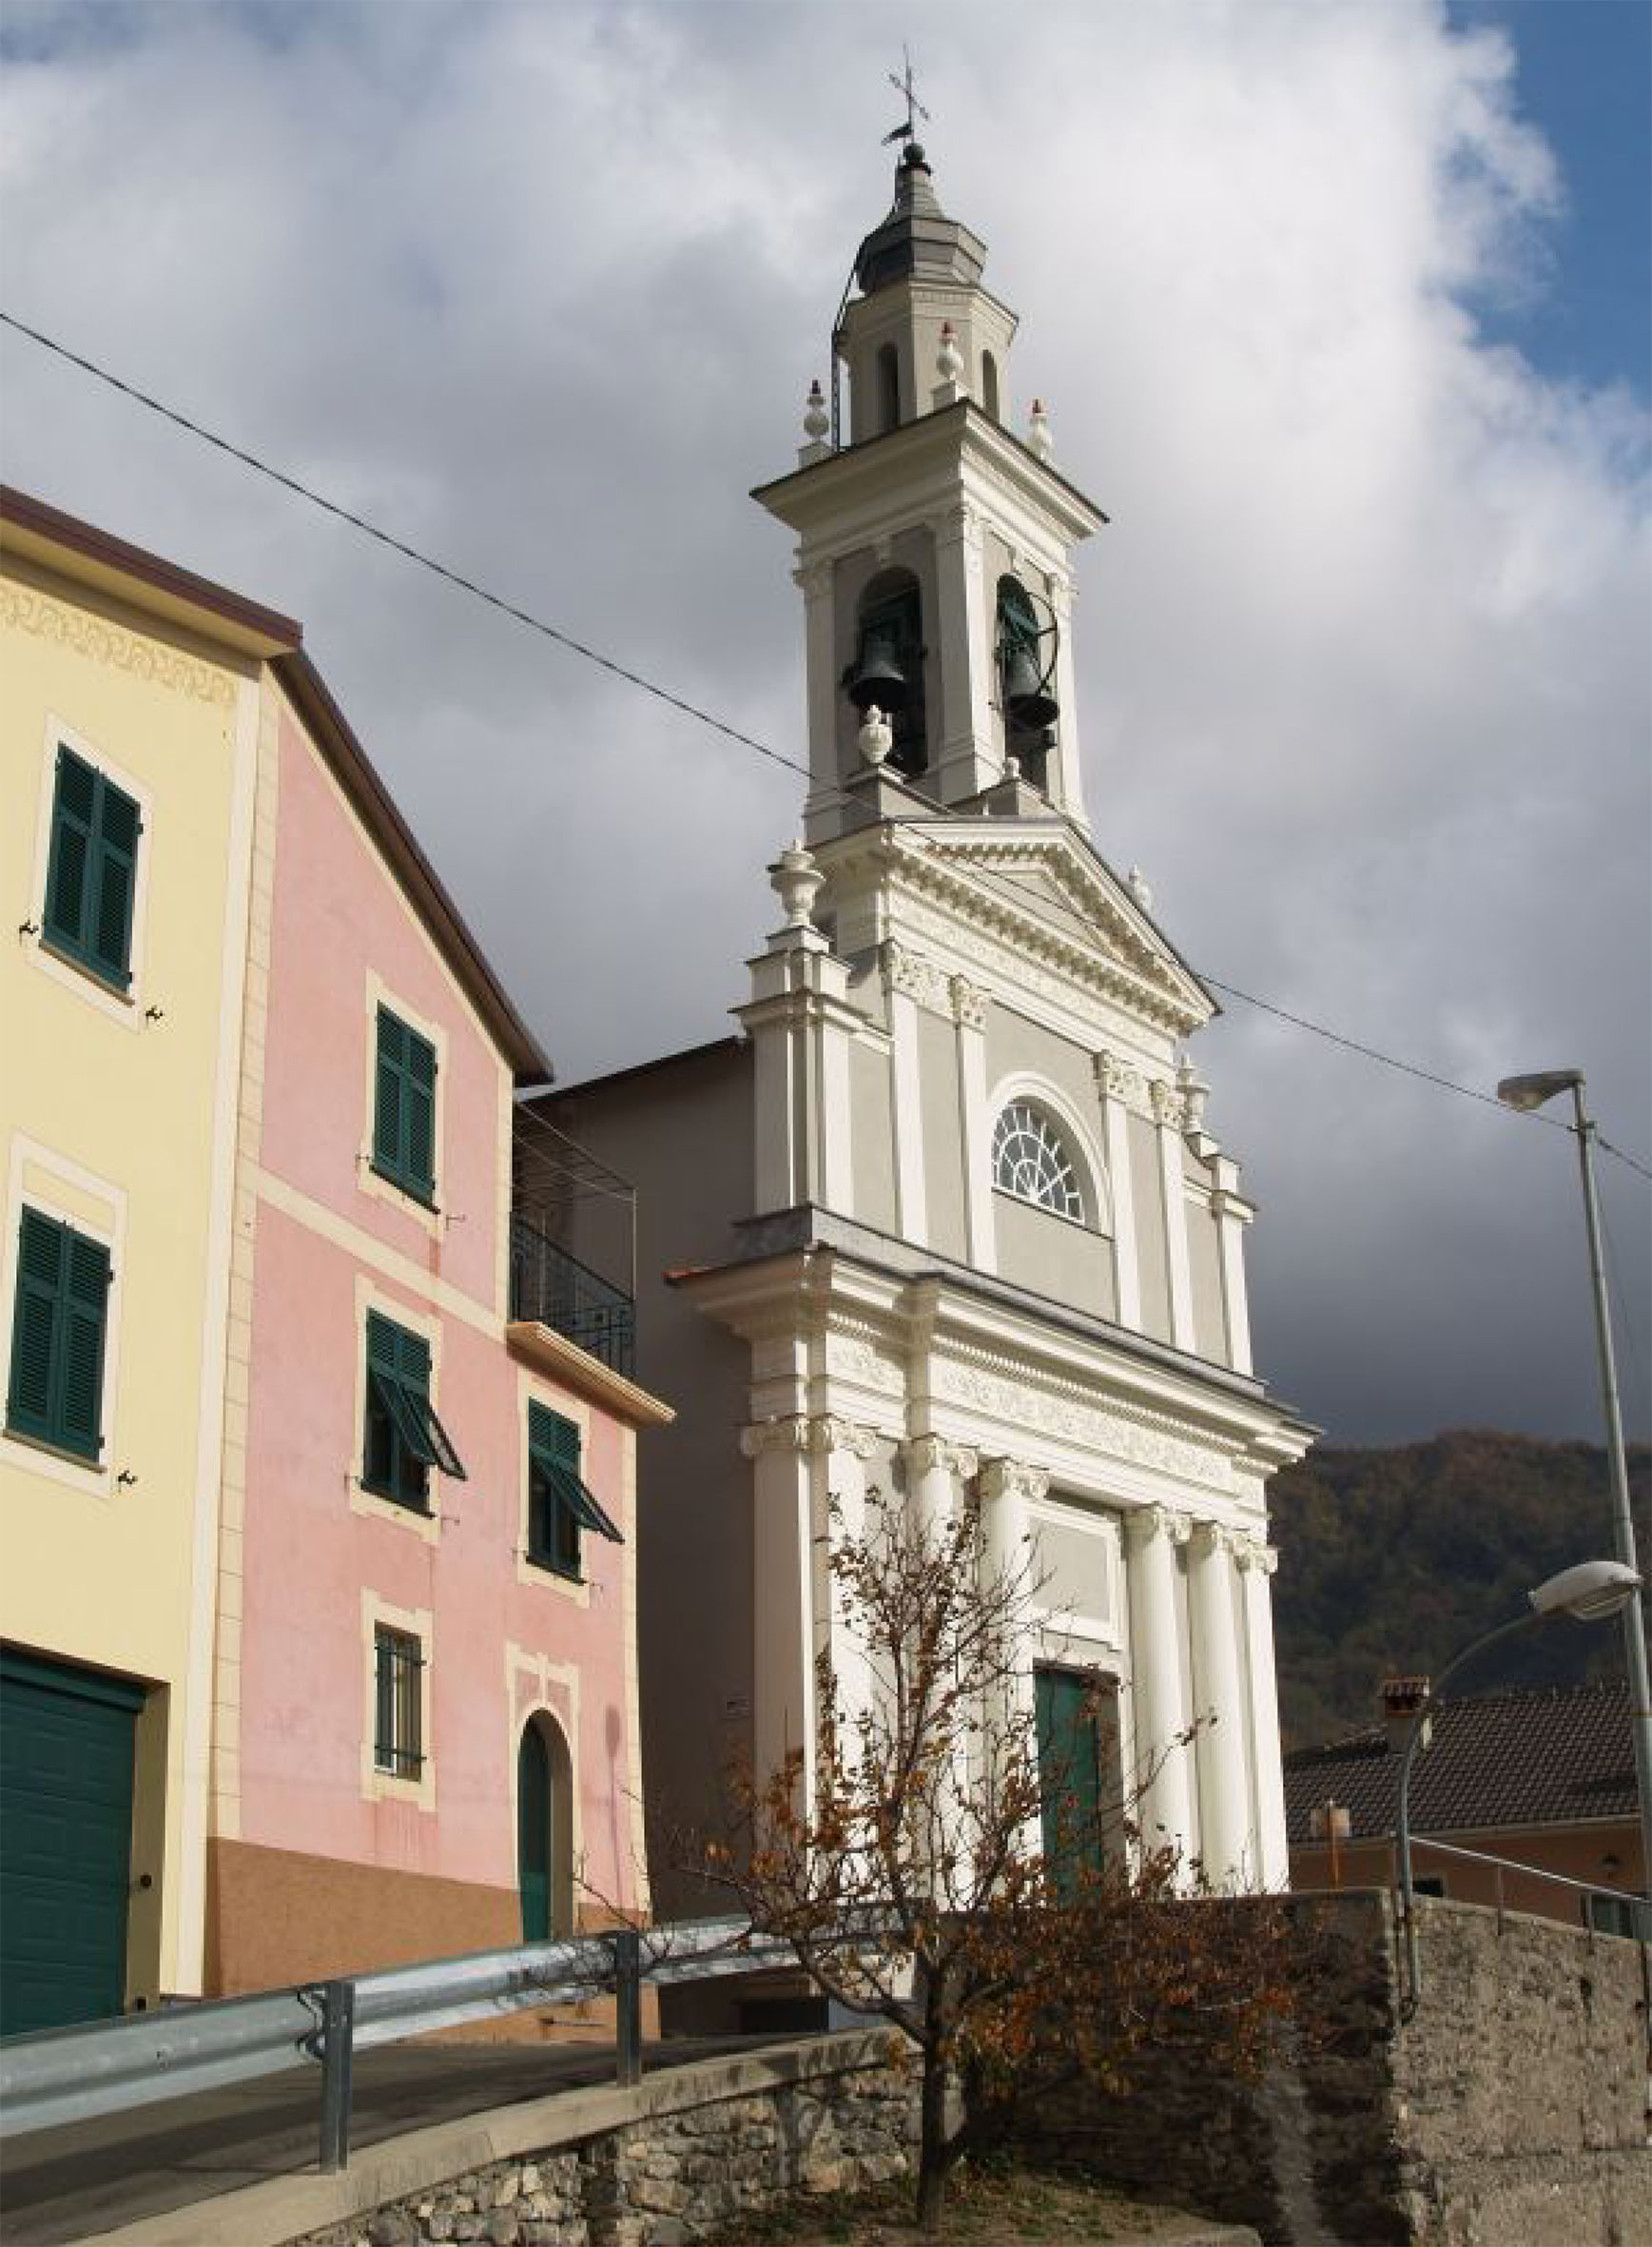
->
<box><xmin>1122</xmin><ymin>1505</ymin><xmax>1195</xmax><ymax>1865</ymax></box>
<box><xmin>1237</xmin><ymin>1537</ymin><xmax>1288</xmax><ymax>1887</ymax></box>
<box><xmin>1152</xmin><ymin>1076</ymin><xmax>1197</xmax><ymax>1353</ymax></box>
<box><xmin>884</xmin><ymin>962</ymin><xmax>929</xmax><ymax>1249</ymax></box>
<box><xmin>1187</xmin><ymin>1521</ymin><xmax>1250</xmax><ymax>1887</ymax></box>
<box><xmin>980</xmin><ymin>1456</ymin><xmax>1047</xmax><ymax>1725</ymax></box>
<box><xmin>953</xmin><ymin>974</ymin><xmax>997</xmax><ymax>1269</ymax></box>
<box><xmin>1096</xmin><ymin>1053</ymin><xmax>1142</xmax><ymax>1330</ymax></box>
<box><xmin>811</xmin><ymin>1416</ymin><xmax>882</xmax><ymax>1758</ymax></box>
<box><xmin>741</xmin><ymin>1416</ymin><xmax>819</xmax><ymax>1806</ymax></box>
<box><xmin>931</xmin><ymin>499</ymin><xmax>995</xmax><ymax>805</ymax></box>
<box><xmin>1211</xmin><ymin>1163</ymin><xmax>1255</xmax><ymax>1378</ymax></box>
<box><xmin>904</xmin><ymin>1435</ymin><xmax>978</xmax><ymax>1550</ymax></box>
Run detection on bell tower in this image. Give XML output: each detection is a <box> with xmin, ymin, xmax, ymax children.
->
<box><xmin>753</xmin><ymin>135</ymin><xmax>1107</xmax><ymax>846</ymax></box>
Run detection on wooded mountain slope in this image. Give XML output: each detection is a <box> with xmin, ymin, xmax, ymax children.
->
<box><xmin>1268</xmin><ymin>1429</ymin><xmax>1649</xmax><ymax>1750</ymax></box>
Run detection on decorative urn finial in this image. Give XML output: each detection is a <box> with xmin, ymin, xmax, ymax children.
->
<box><xmin>803</xmin><ymin>379</ymin><xmax>829</xmax><ymax>443</ymax></box>
<box><xmin>1127</xmin><ymin>865</ymin><xmax>1154</xmax><ymax>912</ymax></box>
<box><xmin>1176</xmin><ymin>1053</ymin><xmax>1211</xmax><ymax>1135</ymax></box>
<box><xmin>858</xmin><ymin>704</ymin><xmax>893</xmax><ymax>769</ymax></box>
<box><xmin>936</xmin><ymin>321</ymin><xmax>963</xmax><ymax>384</ymax></box>
<box><xmin>771</xmin><ymin>837</ymin><xmax>825</xmax><ymax>930</ymax></box>
<box><xmin>1028</xmin><ymin>398</ymin><xmax>1054</xmax><ymax>463</ymax></box>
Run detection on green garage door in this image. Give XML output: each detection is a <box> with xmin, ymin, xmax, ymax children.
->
<box><xmin>0</xmin><ymin>1649</ymin><xmax>143</xmax><ymax>2038</ymax></box>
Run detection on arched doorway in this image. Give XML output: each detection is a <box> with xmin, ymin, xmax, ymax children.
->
<box><xmin>516</xmin><ymin>1713</ymin><xmax>573</xmax><ymax>1941</ymax></box>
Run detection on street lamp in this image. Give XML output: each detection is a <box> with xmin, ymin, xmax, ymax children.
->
<box><xmin>1496</xmin><ymin>1065</ymin><xmax>1652</xmax><ymax>1902</ymax></box>
<box><xmin>1396</xmin><ymin>1558</ymin><xmax>1642</xmax><ymax>2012</ymax></box>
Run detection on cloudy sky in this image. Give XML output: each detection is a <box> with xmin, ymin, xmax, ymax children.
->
<box><xmin>3</xmin><ymin>0</ymin><xmax>1646</xmax><ymax>1449</ymax></box>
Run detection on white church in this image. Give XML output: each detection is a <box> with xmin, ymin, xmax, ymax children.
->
<box><xmin>540</xmin><ymin>134</ymin><xmax>1312</xmax><ymax>1908</ymax></box>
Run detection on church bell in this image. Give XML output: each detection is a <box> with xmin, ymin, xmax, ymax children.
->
<box><xmin>1002</xmin><ymin>641</ymin><xmax>1059</xmax><ymax>733</ymax></box>
<box><xmin>845</xmin><ymin>626</ymin><xmax>908</xmax><ymax>713</ymax></box>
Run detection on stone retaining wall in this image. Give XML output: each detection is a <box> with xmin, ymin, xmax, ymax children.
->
<box><xmin>995</xmin><ymin>1890</ymin><xmax>1652</xmax><ymax>2247</ymax></box>
<box><xmin>286</xmin><ymin>2038</ymin><xmax>917</xmax><ymax>2247</ymax></box>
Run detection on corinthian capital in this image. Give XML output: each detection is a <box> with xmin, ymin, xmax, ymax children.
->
<box><xmin>1150</xmin><ymin>1077</ymin><xmax>1187</xmax><ymax>1130</ymax></box>
<box><xmin>980</xmin><ymin>1457</ymin><xmax>1051</xmax><ymax>1506</ymax></box>
<box><xmin>905</xmin><ymin>1436</ymin><xmax>980</xmax><ymax>1481</ymax></box>
<box><xmin>740</xmin><ymin>1416</ymin><xmax>811</xmax><ymax>1459</ymax></box>
<box><xmin>950</xmin><ymin>974</ymin><xmax>990</xmax><ymax>1031</ymax></box>
<box><xmin>1189</xmin><ymin>1518</ymin><xmax>1237</xmax><ymax>1562</ymax></box>
<box><xmin>807</xmin><ymin>1414</ymin><xmax>883</xmax><ymax>1460</ymax></box>
<box><xmin>1234</xmin><ymin>1535</ymin><xmax>1279</xmax><ymax>1576</ymax></box>
<box><xmin>1123</xmin><ymin>1503</ymin><xmax>1191</xmax><ymax>1550</ymax></box>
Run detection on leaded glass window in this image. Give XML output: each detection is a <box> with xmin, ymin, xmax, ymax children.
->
<box><xmin>992</xmin><ymin>1102</ymin><xmax>1084</xmax><ymax>1222</ymax></box>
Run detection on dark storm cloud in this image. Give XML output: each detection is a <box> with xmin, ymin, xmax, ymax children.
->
<box><xmin>2</xmin><ymin>0</ymin><xmax>1645</xmax><ymax>1444</ymax></box>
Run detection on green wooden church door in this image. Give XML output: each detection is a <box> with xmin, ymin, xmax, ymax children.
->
<box><xmin>1034</xmin><ymin>1667</ymin><xmax>1104</xmax><ymax>1901</ymax></box>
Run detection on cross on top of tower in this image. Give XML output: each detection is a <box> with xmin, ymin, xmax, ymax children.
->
<box><xmin>884</xmin><ymin>48</ymin><xmax>930</xmax><ymax>151</ymax></box>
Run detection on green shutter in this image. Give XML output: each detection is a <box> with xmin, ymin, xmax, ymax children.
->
<box><xmin>372</xmin><ymin>1009</ymin><xmax>437</xmax><ymax>1201</ymax></box>
<box><xmin>43</xmin><ymin>752</ymin><xmax>139</xmax><ymax>988</ymax></box>
<box><xmin>44</xmin><ymin>751</ymin><xmax>95</xmax><ymax>954</ymax></box>
<box><xmin>8</xmin><ymin>1212</ymin><xmax>66</xmax><ymax>1438</ymax></box>
<box><xmin>90</xmin><ymin>781</ymin><xmax>139</xmax><ymax>987</ymax></box>
<box><xmin>7</xmin><ymin>1210</ymin><xmax>108</xmax><ymax>1458</ymax></box>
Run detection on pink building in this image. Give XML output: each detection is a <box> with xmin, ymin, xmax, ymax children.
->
<box><xmin>207</xmin><ymin>648</ymin><xmax>670</xmax><ymax>1991</ymax></box>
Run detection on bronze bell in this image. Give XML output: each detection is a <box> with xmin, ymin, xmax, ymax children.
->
<box><xmin>1003</xmin><ymin>642</ymin><xmax>1059</xmax><ymax>732</ymax></box>
<box><xmin>846</xmin><ymin>628</ymin><xmax>908</xmax><ymax>713</ymax></box>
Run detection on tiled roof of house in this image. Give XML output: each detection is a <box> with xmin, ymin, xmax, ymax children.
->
<box><xmin>1283</xmin><ymin>1678</ymin><xmax>1635</xmax><ymax>1845</ymax></box>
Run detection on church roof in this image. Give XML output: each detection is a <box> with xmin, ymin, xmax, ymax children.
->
<box><xmin>1283</xmin><ymin>1679</ymin><xmax>1637</xmax><ymax>1843</ymax></box>
<box><xmin>853</xmin><ymin>144</ymin><xmax>988</xmax><ymax>295</ymax></box>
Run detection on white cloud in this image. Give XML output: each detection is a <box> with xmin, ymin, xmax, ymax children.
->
<box><xmin>2</xmin><ymin>0</ymin><xmax>1645</xmax><ymax>1442</ymax></box>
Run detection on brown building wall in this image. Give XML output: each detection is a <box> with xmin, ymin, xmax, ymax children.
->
<box><xmin>1290</xmin><ymin>1817</ymin><xmax>1641</xmax><ymax>1930</ymax></box>
<box><xmin>205</xmin><ymin>1838</ymin><xmax>652</xmax><ymax>2043</ymax></box>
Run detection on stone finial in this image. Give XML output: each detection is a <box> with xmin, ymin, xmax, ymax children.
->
<box><xmin>1027</xmin><ymin>398</ymin><xmax>1054</xmax><ymax>463</ymax></box>
<box><xmin>1127</xmin><ymin>865</ymin><xmax>1154</xmax><ymax>912</ymax></box>
<box><xmin>803</xmin><ymin>379</ymin><xmax>829</xmax><ymax>442</ymax></box>
<box><xmin>1176</xmin><ymin>1054</ymin><xmax>1210</xmax><ymax>1136</ymax></box>
<box><xmin>936</xmin><ymin>321</ymin><xmax>964</xmax><ymax>384</ymax></box>
<box><xmin>858</xmin><ymin>703</ymin><xmax>893</xmax><ymax>769</ymax></box>
<box><xmin>770</xmin><ymin>837</ymin><xmax>824</xmax><ymax>930</ymax></box>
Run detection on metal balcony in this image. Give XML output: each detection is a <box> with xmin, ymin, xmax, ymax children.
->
<box><xmin>509</xmin><ymin>1211</ymin><xmax>635</xmax><ymax>1378</ymax></box>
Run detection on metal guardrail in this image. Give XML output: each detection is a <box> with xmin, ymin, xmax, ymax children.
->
<box><xmin>0</xmin><ymin>1915</ymin><xmax>795</xmax><ymax>2173</ymax></box>
<box><xmin>508</xmin><ymin>1213</ymin><xmax>636</xmax><ymax>1378</ymax></box>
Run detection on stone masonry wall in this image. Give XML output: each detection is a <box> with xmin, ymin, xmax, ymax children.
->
<box><xmin>288</xmin><ymin>2043</ymin><xmax>917</xmax><ymax>2247</ymax></box>
<box><xmin>995</xmin><ymin>1890</ymin><xmax>1651</xmax><ymax>2247</ymax></box>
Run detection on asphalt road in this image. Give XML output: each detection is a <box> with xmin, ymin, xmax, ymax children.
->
<box><xmin>0</xmin><ymin>2033</ymin><xmax>775</xmax><ymax>2246</ymax></box>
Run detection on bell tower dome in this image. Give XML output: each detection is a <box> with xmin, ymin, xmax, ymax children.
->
<box><xmin>753</xmin><ymin>139</ymin><xmax>1107</xmax><ymax>848</ymax></box>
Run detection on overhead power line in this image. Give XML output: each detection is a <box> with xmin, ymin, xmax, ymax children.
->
<box><xmin>4</xmin><ymin>307</ymin><xmax>1647</xmax><ymax>1187</ymax></box>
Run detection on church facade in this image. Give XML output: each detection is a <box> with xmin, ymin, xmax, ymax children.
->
<box><xmin>542</xmin><ymin>141</ymin><xmax>1311</xmax><ymax>1906</ymax></box>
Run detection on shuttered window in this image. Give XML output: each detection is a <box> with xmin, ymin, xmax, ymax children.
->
<box><xmin>43</xmin><ymin>748</ymin><xmax>142</xmax><ymax>991</ymax></box>
<box><xmin>372</xmin><ymin>1007</ymin><xmax>437</xmax><ymax>1203</ymax></box>
<box><xmin>362</xmin><ymin>1310</ymin><xmax>465</xmax><ymax>1511</ymax></box>
<box><xmin>526</xmin><ymin>1401</ymin><xmax>621</xmax><ymax>1580</ymax></box>
<box><xmin>6</xmin><ymin>1208</ymin><xmax>111</xmax><ymax>1462</ymax></box>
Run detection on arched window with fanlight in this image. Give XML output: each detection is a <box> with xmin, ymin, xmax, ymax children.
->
<box><xmin>992</xmin><ymin>1100</ymin><xmax>1085</xmax><ymax>1224</ymax></box>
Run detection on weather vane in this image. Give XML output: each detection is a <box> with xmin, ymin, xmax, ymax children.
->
<box><xmin>884</xmin><ymin>47</ymin><xmax>930</xmax><ymax>147</ymax></box>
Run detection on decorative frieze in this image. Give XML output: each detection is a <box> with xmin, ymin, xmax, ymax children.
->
<box><xmin>930</xmin><ymin>1354</ymin><xmax>1238</xmax><ymax>1495</ymax></box>
<box><xmin>1</xmin><ymin>579</ymin><xmax>237</xmax><ymax>707</ymax></box>
<box><xmin>824</xmin><ymin>1326</ymin><xmax>906</xmax><ymax>1398</ymax></box>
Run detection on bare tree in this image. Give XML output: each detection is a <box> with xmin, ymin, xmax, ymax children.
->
<box><xmin>698</xmin><ymin>1487</ymin><xmax>1295</xmax><ymax>2233</ymax></box>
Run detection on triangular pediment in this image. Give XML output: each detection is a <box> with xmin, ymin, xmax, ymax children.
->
<box><xmin>821</xmin><ymin>813</ymin><xmax>1214</xmax><ymax>1042</ymax></box>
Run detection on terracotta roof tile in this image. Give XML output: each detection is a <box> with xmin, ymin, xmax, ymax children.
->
<box><xmin>1283</xmin><ymin>1679</ymin><xmax>1635</xmax><ymax>1843</ymax></box>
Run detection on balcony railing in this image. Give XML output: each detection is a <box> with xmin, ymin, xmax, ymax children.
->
<box><xmin>509</xmin><ymin>1212</ymin><xmax>635</xmax><ymax>1378</ymax></box>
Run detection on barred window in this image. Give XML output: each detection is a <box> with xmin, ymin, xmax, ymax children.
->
<box><xmin>992</xmin><ymin>1102</ymin><xmax>1084</xmax><ymax>1222</ymax></box>
<box><xmin>374</xmin><ymin>1625</ymin><xmax>424</xmax><ymax>1778</ymax></box>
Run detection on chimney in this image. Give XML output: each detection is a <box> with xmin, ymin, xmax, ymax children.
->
<box><xmin>1380</xmin><ymin>1675</ymin><xmax>1431</xmax><ymax>1753</ymax></box>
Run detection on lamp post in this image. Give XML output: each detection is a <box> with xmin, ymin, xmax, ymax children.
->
<box><xmin>1497</xmin><ymin>1066</ymin><xmax>1652</xmax><ymax>1902</ymax></box>
<box><xmin>1396</xmin><ymin>1558</ymin><xmax>1642</xmax><ymax>2013</ymax></box>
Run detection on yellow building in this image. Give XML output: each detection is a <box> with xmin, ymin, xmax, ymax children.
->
<box><xmin>0</xmin><ymin>488</ymin><xmax>298</xmax><ymax>2029</ymax></box>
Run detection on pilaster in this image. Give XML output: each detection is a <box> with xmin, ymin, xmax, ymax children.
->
<box><xmin>1096</xmin><ymin>1052</ymin><xmax>1142</xmax><ymax>1331</ymax></box>
<box><xmin>739</xmin><ymin>1416</ymin><xmax>819</xmax><ymax>1803</ymax></box>
<box><xmin>953</xmin><ymin>972</ymin><xmax>996</xmax><ymax>1268</ymax></box>
<box><xmin>1211</xmin><ymin>1161</ymin><xmax>1255</xmax><ymax>1378</ymax></box>
<box><xmin>1043</xmin><ymin>567</ymin><xmax>1088</xmax><ymax>829</ymax></box>
<box><xmin>1151</xmin><ymin>1076</ymin><xmax>1197</xmax><ymax>1354</ymax></box>
<box><xmin>931</xmin><ymin>500</ymin><xmax>996</xmax><ymax>805</ymax></box>
<box><xmin>883</xmin><ymin>945</ymin><xmax>930</xmax><ymax>1249</ymax></box>
<box><xmin>738</xmin><ymin>844</ymin><xmax>860</xmax><ymax>1219</ymax></box>
<box><xmin>796</xmin><ymin>559</ymin><xmax>844</xmax><ymax>846</ymax></box>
